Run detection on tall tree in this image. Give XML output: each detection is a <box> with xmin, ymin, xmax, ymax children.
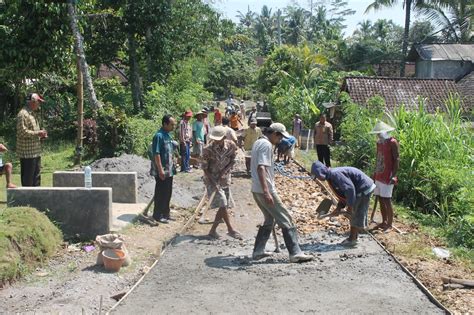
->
<box><xmin>366</xmin><ymin>0</ymin><xmax>428</xmax><ymax>77</ymax></box>
<box><xmin>417</xmin><ymin>0</ymin><xmax>473</xmax><ymax>43</ymax></box>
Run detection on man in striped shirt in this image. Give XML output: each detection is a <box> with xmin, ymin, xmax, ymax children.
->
<box><xmin>179</xmin><ymin>110</ymin><xmax>193</xmax><ymax>172</ymax></box>
<box><xmin>16</xmin><ymin>93</ymin><xmax>48</xmax><ymax>186</ymax></box>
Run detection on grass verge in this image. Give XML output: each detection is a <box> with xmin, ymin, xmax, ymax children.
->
<box><xmin>0</xmin><ymin>207</ymin><xmax>63</xmax><ymax>285</ymax></box>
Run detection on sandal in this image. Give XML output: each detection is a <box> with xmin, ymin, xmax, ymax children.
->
<box><xmin>208</xmin><ymin>232</ymin><xmax>222</xmax><ymax>240</ymax></box>
<box><xmin>227</xmin><ymin>231</ymin><xmax>243</xmax><ymax>240</ymax></box>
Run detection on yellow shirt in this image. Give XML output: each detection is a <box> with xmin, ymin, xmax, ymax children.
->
<box><xmin>242</xmin><ymin>127</ymin><xmax>262</xmax><ymax>151</ymax></box>
<box><xmin>16</xmin><ymin>107</ymin><xmax>42</xmax><ymax>158</ymax></box>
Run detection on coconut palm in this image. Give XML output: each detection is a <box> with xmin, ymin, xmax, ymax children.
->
<box><xmin>236</xmin><ymin>5</ymin><xmax>256</xmax><ymax>29</ymax></box>
<box><xmin>416</xmin><ymin>0</ymin><xmax>473</xmax><ymax>43</ymax></box>
<box><xmin>366</xmin><ymin>0</ymin><xmax>428</xmax><ymax>76</ymax></box>
<box><xmin>284</xmin><ymin>6</ymin><xmax>309</xmax><ymax>46</ymax></box>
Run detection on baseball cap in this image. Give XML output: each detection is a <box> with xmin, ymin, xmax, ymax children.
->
<box><xmin>269</xmin><ymin>122</ymin><xmax>289</xmax><ymax>138</ymax></box>
<box><xmin>27</xmin><ymin>93</ymin><xmax>45</xmax><ymax>103</ymax></box>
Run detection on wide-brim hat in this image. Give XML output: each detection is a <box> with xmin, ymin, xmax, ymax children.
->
<box><xmin>194</xmin><ymin>110</ymin><xmax>207</xmax><ymax>117</ymax></box>
<box><xmin>269</xmin><ymin>122</ymin><xmax>290</xmax><ymax>138</ymax></box>
<box><xmin>370</xmin><ymin>121</ymin><xmax>395</xmax><ymax>134</ymax></box>
<box><xmin>209</xmin><ymin>126</ymin><xmax>226</xmax><ymax>141</ymax></box>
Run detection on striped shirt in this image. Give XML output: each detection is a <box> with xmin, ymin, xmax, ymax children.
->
<box><xmin>201</xmin><ymin>140</ymin><xmax>237</xmax><ymax>188</ymax></box>
<box><xmin>16</xmin><ymin>107</ymin><xmax>42</xmax><ymax>159</ymax></box>
<box><xmin>179</xmin><ymin>119</ymin><xmax>192</xmax><ymax>143</ymax></box>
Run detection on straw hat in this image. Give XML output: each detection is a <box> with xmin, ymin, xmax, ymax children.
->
<box><xmin>209</xmin><ymin>126</ymin><xmax>226</xmax><ymax>141</ymax></box>
<box><xmin>370</xmin><ymin>121</ymin><xmax>395</xmax><ymax>134</ymax></box>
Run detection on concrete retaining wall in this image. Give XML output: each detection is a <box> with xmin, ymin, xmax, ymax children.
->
<box><xmin>53</xmin><ymin>171</ymin><xmax>137</xmax><ymax>203</ymax></box>
<box><xmin>7</xmin><ymin>187</ymin><xmax>112</xmax><ymax>239</ymax></box>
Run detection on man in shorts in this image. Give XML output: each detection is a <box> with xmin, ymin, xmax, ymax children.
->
<box><xmin>370</xmin><ymin>121</ymin><xmax>399</xmax><ymax>232</ymax></box>
<box><xmin>251</xmin><ymin>123</ymin><xmax>312</xmax><ymax>263</ymax></box>
<box><xmin>275</xmin><ymin>135</ymin><xmax>296</xmax><ymax>164</ymax></box>
<box><xmin>0</xmin><ymin>143</ymin><xmax>16</xmax><ymax>188</ymax></box>
<box><xmin>201</xmin><ymin>126</ymin><xmax>242</xmax><ymax>240</ymax></box>
<box><xmin>311</xmin><ymin>161</ymin><xmax>375</xmax><ymax>247</ymax></box>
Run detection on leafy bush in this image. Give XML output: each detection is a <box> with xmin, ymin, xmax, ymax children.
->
<box><xmin>94</xmin><ymin>78</ymin><xmax>133</xmax><ymax>115</ymax></box>
<box><xmin>82</xmin><ymin>118</ymin><xmax>98</xmax><ymax>156</ymax></box>
<box><xmin>127</xmin><ymin>117</ymin><xmax>160</xmax><ymax>157</ymax></box>
<box><xmin>96</xmin><ymin>104</ymin><xmax>132</xmax><ymax>157</ymax></box>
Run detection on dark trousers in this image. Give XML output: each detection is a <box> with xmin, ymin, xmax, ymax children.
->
<box><xmin>153</xmin><ymin>176</ymin><xmax>173</xmax><ymax>220</ymax></box>
<box><xmin>316</xmin><ymin>145</ymin><xmax>331</xmax><ymax>167</ymax></box>
<box><xmin>180</xmin><ymin>142</ymin><xmax>191</xmax><ymax>172</ymax></box>
<box><xmin>20</xmin><ymin>157</ymin><xmax>41</xmax><ymax>186</ymax></box>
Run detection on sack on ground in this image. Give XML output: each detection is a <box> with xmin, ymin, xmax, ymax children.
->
<box><xmin>95</xmin><ymin>233</ymin><xmax>131</xmax><ymax>266</ymax></box>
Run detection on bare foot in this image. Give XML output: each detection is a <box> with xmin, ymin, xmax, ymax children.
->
<box><xmin>7</xmin><ymin>183</ymin><xmax>16</xmax><ymax>188</ymax></box>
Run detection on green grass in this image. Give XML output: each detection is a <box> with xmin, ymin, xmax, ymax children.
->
<box><xmin>0</xmin><ymin>207</ymin><xmax>63</xmax><ymax>284</ymax></box>
<box><xmin>0</xmin><ymin>141</ymin><xmax>78</xmax><ymax>203</ymax></box>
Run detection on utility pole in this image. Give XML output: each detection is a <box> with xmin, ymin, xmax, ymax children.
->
<box><xmin>75</xmin><ymin>58</ymin><xmax>84</xmax><ymax>165</ymax></box>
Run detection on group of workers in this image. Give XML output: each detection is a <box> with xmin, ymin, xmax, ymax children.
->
<box><xmin>151</xmin><ymin>100</ymin><xmax>400</xmax><ymax>262</ymax></box>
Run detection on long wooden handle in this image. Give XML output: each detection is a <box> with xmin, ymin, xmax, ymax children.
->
<box><xmin>370</xmin><ymin>195</ymin><xmax>379</xmax><ymax>222</ymax></box>
<box><xmin>199</xmin><ymin>189</ymin><xmax>218</xmax><ymax>221</ymax></box>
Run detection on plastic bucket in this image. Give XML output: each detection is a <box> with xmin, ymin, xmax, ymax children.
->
<box><xmin>102</xmin><ymin>249</ymin><xmax>126</xmax><ymax>272</ymax></box>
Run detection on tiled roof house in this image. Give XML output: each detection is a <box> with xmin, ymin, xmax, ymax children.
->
<box><xmin>341</xmin><ymin>76</ymin><xmax>470</xmax><ymax>113</ymax></box>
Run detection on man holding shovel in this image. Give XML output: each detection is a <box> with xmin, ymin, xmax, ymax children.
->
<box><xmin>251</xmin><ymin>123</ymin><xmax>313</xmax><ymax>263</ymax></box>
<box><xmin>201</xmin><ymin>126</ymin><xmax>242</xmax><ymax>240</ymax></box>
<box><xmin>370</xmin><ymin>121</ymin><xmax>399</xmax><ymax>232</ymax></box>
<box><xmin>311</xmin><ymin>161</ymin><xmax>375</xmax><ymax>247</ymax></box>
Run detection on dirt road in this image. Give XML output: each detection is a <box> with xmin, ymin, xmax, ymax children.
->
<box><xmin>111</xmin><ymin>175</ymin><xmax>444</xmax><ymax>314</ymax></box>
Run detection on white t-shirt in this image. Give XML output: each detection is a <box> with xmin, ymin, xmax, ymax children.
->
<box><xmin>251</xmin><ymin>136</ymin><xmax>276</xmax><ymax>194</ymax></box>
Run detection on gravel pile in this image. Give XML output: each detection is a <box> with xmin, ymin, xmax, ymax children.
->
<box><xmin>90</xmin><ymin>154</ymin><xmax>155</xmax><ymax>203</ymax></box>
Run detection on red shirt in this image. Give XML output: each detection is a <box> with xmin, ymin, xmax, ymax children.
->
<box><xmin>375</xmin><ymin>137</ymin><xmax>398</xmax><ymax>184</ymax></box>
<box><xmin>214</xmin><ymin>111</ymin><xmax>222</xmax><ymax>125</ymax></box>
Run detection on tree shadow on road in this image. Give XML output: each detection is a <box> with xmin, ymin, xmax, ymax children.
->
<box><xmin>301</xmin><ymin>242</ymin><xmax>346</xmax><ymax>253</ymax></box>
<box><xmin>204</xmin><ymin>254</ymin><xmax>292</xmax><ymax>270</ymax></box>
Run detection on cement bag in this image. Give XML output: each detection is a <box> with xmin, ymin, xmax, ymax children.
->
<box><xmin>95</xmin><ymin>234</ymin><xmax>131</xmax><ymax>266</ymax></box>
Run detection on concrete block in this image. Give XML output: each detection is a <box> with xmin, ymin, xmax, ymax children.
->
<box><xmin>53</xmin><ymin>171</ymin><xmax>137</xmax><ymax>203</ymax></box>
<box><xmin>7</xmin><ymin>187</ymin><xmax>112</xmax><ymax>240</ymax></box>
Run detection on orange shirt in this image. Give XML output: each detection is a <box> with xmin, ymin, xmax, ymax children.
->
<box><xmin>230</xmin><ymin>115</ymin><xmax>239</xmax><ymax>129</ymax></box>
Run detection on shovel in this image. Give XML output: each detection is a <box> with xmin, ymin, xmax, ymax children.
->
<box><xmin>316</xmin><ymin>198</ymin><xmax>334</xmax><ymax>219</ymax></box>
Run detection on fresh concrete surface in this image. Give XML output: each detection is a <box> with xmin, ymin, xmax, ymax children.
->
<box><xmin>53</xmin><ymin>171</ymin><xmax>137</xmax><ymax>203</ymax></box>
<box><xmin>111</xmin><ymin>202</ymin><xmax>147</xmax><ymax>232</ymax></box>
<box><xmin>7</xmin><ymin>187</ymin><xmax>112</xmax><ymax>239</ymax></box>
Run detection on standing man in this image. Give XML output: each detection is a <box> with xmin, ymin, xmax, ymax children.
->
<box><xmin>201</xmin><ymin>126</ymin><xmax>242</xmax><ymax>240</ymax></box>
<box><xmin>247</xmin><ymin>106</ymin><xmax>257</xmax><ymax>126</ymax></box>
<box><xmin>151</xmin><ymin>115</ymin><xmax>177</xmax><ymax>223</ymax></box>
<box><xmin>179</xmin><ymin>110</ymin><xmax>193</xmax><ymax>173</ymax></box>
<box><xmin>192</xmin><ymin>111</ymin><xmax>206</xmax><ymax>157</ymax></box>
<box><xmin>313</xmin><ymin>114</ymin><xmax>333</xmax><ymax>167</ymax></box>
<box><xmin>239</xmin><ymin>118</ymin><xmax>262</xmax><ymax>172</ymax></box>
<box><xmin>251</xmin><ymin>123</ymin><xmax>313</xmax><ymax>263</ymax></box>
<box><xmin>370</xmin><ymin>121</ymin><xmax>399</xmax><ymax>232</ymax></box>
<box><xmin>311</xmin><ymin>161</ymin><xmax>375</xmax><ymax>247</ymax></box>
<box><xmin>292</xmin><ymin>114</ymin><xmax>303</xmax><ymax>148</ymax></box>
<box><xmin>221</xmin><ymin>117</ymin><xmax>238</xmax><ymax>143</ymax></box>
<box><xmin>16</xmin><ymin>93</ymin><xmax>47</xmax><ymax>186</ymax></box>
<box><xmin>239</xmin><ymin>100</ymin><xmax>246</xmax><ymax>120</ymax></box>
<box><xmin>213</xmin><ymin>107</ymin><xmax>222</xmax><ymax>126</ymax></box>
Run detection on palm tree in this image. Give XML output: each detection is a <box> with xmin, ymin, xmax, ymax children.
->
<box><xmin>417</xmin><ymin>0</ymin><xmax>473</xmax><ymax>43</ymax></box>
<box><xmin>284</xmin><ymin>6</ymin><xmax>309</xmax><ymax>46</ymax></box>
<box><xmin>236</xmin><ymin>5</ymin><xmax>256</xmax><ymax>29</ymax></box>
<box><xmin>354</xmin><ymin>20</ymin><xmax>373</xmax><ymax>39</ymax></box>
<box><xmin>366</xmin><ymin>0</ymin><xmax>428</xmax><ymax>77</ymax></box>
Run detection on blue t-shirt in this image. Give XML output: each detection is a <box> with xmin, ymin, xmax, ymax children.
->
<box><xmin>193</xmin><ymin>121</ymin><xmax>205</xmax><ymax>142</ymax></box>
<box><xmin>278</xmin><ymin>136</ymin><xmax>296</xmax><ymax>152</ymax></box>
<box><xmin>151</xmin><ymin>128</ymin><xmax>175</xmax><ymax>177</ymax></box>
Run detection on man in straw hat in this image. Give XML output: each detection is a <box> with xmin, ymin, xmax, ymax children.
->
<box><xmin>251</xmin><ymin>123</ymin><xmax>313</xmax><ymax>263</ymax></box>
<box><xmin>201</xmin><ymin>126</ymin><xmax>243</xmax><ymax>240</ymax></box>
<box><xmin>370</xmin><ymin>121</ymin><xmax>399</xmax><ymax>232</ymax></box>
<box><xmin>311</xmin><ymin>161</ymin><xmax>376</xmax><ymax>247</ymax></box>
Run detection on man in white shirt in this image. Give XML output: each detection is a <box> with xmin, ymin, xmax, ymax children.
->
<box><xmin>250</xmin><ymin>123</ymin><xmax>313</xmax><ymax>263</ymax></box>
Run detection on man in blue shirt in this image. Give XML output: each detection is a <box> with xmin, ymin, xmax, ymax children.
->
<box><xmin>276</xmin><ymin>135</ymin><xmax>296</xmax><ymax>164</ymax></box>
<box><xmin>151</xmin><ymin>114</ymin><xmax>177</xmax><ymax>223</ymax></box>
<box><xmin>311</xmin><ymin>161</ymin><xmax>375</xmax><ymax>247</ymax></box>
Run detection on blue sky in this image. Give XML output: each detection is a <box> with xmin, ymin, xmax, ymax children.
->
<box><xmin>212</xmin><ymin>0</ymin><xmax>417</xmax><ymax>37</ymax></box>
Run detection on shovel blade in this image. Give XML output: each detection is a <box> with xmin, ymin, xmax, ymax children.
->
<box><xmin>316</xmin><ymin>198</ymin><xmax>333</xmax><ymax>216</ymax></box>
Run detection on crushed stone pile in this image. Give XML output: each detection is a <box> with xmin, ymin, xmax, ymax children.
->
<box><xmin>90</xmin><ymin>154</ymin><xmax>154</xmax><ymax>203</ymax></box>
